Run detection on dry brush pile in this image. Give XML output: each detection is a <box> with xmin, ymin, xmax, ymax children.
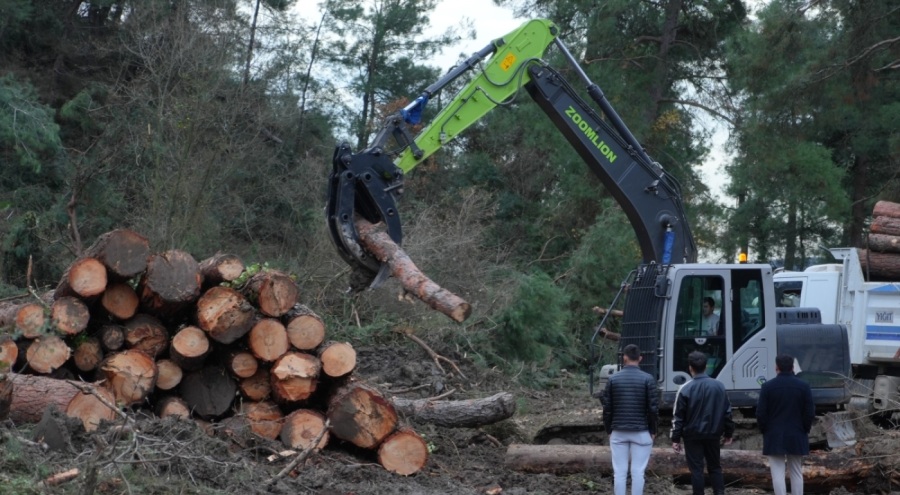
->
<box><xmin>0</xmin><ymin>229</ymin><xmax>428</xmax><ymax>477</ymax></box>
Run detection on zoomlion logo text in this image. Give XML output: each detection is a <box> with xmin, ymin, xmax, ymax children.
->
<box><xmin>565</xmin><ymin>105</ymin><xmax>617</xmax><ymax>164</ymax></box>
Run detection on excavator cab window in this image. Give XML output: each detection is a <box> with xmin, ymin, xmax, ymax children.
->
<box><xmin>731</xmin><ymin>269</ymin><xmax>765</xmax><ymax>352</ymax></box>
<box><xmin>673</xmin><ymin>275</ymin><xmax>726</xmax><ymax>377</ymax></box>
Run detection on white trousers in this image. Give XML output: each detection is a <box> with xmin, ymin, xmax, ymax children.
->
<box><xmin>768</xmin><ymin>454</ymin><xmax>804</xmax><ymax>495</ymax></box>
<box><xmin>610</xmin><ymin>430</ymin><xmax>653</xmax><ymax>495</ymax></box>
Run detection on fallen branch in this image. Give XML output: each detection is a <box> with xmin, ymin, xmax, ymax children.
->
<box><xmin>394</xmin><ymin>327</ymin><xmax>467</xmax><ymax>379</ymax></box>
<box><xmin>266</xmin><ymin>419</ymin><xmax>330</xmax><ymax>486</ymax></box>
<box><xmin>39</xmin><ymin>468</ymin><xmax>80</xmax><ymax>487</ymax></box>
<box><xmin>355</xmin><ymin>218</ymin><xmax>471</xmax><ymax>323</ymax></box>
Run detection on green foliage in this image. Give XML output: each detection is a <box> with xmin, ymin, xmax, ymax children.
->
<box><xmin>493</xmin><ymin>270</ymin><xmax>572</xmax><ymax>364</ymax></box>
<box><xmin>0</xmin><ymin>75</ymin><xmax>62</xmax><ymax>175</ymax></box>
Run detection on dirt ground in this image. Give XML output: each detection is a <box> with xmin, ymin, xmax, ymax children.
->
<box><xmin>0</xmin><ymin>340</ymin><xmax>896</xmax><ymax>495</ymax></box>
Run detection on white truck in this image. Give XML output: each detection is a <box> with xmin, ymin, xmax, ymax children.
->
<box><xmin>773</xmin><ymin>247</ymin><xmax>900</xmax><ymax>417</ymax></box>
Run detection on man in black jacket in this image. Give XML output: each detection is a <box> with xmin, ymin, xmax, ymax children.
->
<box><xmin>671</xmin><ymin>351</ymin><xmax>735</xmax><ymax>495</ymax></box>
<box><xmin>757</xmin><ymin>354</ymin><xmax>815</xmax><ymax>495</ymax></box>
<box><xmin>601</xmin><ymin>344</ymin><xmax>659</xmax><ymax>495</ymax></box>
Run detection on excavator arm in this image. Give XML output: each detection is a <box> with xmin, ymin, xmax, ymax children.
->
<box><xmin>326</xmin><ymin>19</ymin><xmax>696</xmax><ymax>289</ymax></box>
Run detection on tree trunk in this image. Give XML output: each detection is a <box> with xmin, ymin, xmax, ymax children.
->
<box><xmin>240</xmin><ymin>400</ymin><xmax>284</xmax><ymax>440</ymax></box>
<box><xmin>866</xmin><ymin>233</ymin><xmax>900</xmax><ymax>254</ymax></box>
<box><xmin>72</xmin><ymin>337</ymin><xmax>103</xmax><ymax>373</ymax></box>
<box><xmin>248</xmin><ymin>318</ymin><xmax>289</xmax><ymax>363</ymax></box>
<box><xmin>138</xmin><ymin>250</ymin><xmax>202</xmax><ymax>318</ymax></box>
<box><xmin>243</xmin><ymin>270</ymin><xmax>299</xmax><ymax>318</ymax></box>
<box><xmin>54</xmin><ymin>257</ymin><xmax>107</xmax><ymax>300</ymax></box>
<box><xmin>873</xmin><ymin>200</ymin><xmax>900</xmax><ymax>219</ymax></box>
<box><xmin>155</xmin><ymin>359</ymin><xmax>183</xmax><ymax>391</ymax></box>
<box><xmin>280</xmin><ymin>408</ymin><xmax>329</xmax><ymax>450</ymax></box>
<box><xmin>378</xmin><ymin>427</ymin><xmax>428</xmax><ymax>476</ymax></box>
<box><xmin>327</xmin><ymin>382</ymin><xmax>398</xmax><ymax>449</ymax></box>
<box><xmin>270</xmin><ymin>352</ymin><xmax>319</xmax><ymax>404</ymax></box>
<box><xmin>282</xmin><ymin>304</ymin><xmax>326</xmax><ymax>351</ymax></box>
<box><xmin>858</xmin><ymin>249</ymin><xmax>900</xmax><ymax>279</ymax></box>
<box><xmin>65</xmin><ymin>385</ymin><xmax>118</xmax><ymax>431</ymax></box>
<box><xmin>318</xmin><ymin>341</ymin><xmax>356</xmax><ymax>378</ymax></box>
<box><xmin>25</xmin><ymin>335</ymin><xmax>71</xmax><ymax>374</ymax></box>
<box><xmin>100</xmin><ymin>282</ymin><xmax>139</xmax><ymax>320</ymax></box>
<box><xmin>123</xmin><ymin>313</ymin><xmax>169</xmax><ymax>359</ymax></box>
<box><xmin>50</xmin><ymin>296</ymin><xmax>90</xmax><ymax>336</ymax></box>
<box><xmin>15</xmin><ymin>302</ymin><xmax>46</xmax><ymax>339</ymax></box>
<box><xmin>199</xmin><ymin>253</ymin><xmax>245</xmax><ymax>288</ymax></box>
<box><xmin>83</xmin><ymin>228</ymin><xmax>150</xmax><ymax>280</ymax></box>
<box><xmin>179</xmin><ymin>366</ymin><xmax>237</xmax><ymax>419</ymax></box>
<box><xmin>98</xmin><ymin>349</ymin><xmax>158</xmax><ymax>406</ymax></box>
<box><xmin>169</xmin><ymin>325</ymin><xmax>210</xmax><ymax>371</ymax></box>
<box><xmin>355</xmin><ymin>218</ymin><xmax>471</xmax><ymax>323</ymax></box>
<box><xmin>871</xmin><ymin>215</ymin><xmax>900</xmax><ymax>236</ymax></box>
<box><xmin>196</xmin><ymin>286</ymin><xmax>257</xmax><ymax>344</ymax></box>
<box><xmin>6</xmin><ymin>372</ymin><xmax>82</xmax><ymax>423</ymax></box>
<box><xmin>391</xmin><ymin>392</ymin><xmax>516</xmax><ymax>428</ymax></box>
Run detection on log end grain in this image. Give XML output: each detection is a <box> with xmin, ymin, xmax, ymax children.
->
<box><xmin>280</xmin><ymin>409</ymin><xmax>329</xmax><ymax>450</ymax></box>
<box><xmin>320</xmin><ymin>342</ymin><xmax>357</xmax><ymax>378</ymax></box>
<box><xmin>378</xmin><ymin>428</ymin><xmax>429</xmax><ymax>476</ymax></box>
<box><xmin>65</xmin><ymin>386</ymin><xmax>118</xmax><ymax>432</ymax></box>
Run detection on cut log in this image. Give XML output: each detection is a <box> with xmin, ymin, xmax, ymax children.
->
<box><xmin>72</xmin><ymin>337</ymin><xmax>103</xmax><ymax>373</ymax></box>
<box><xmin>25</xmin><ymin>335</ymin><xmax>71</xmax><ymax>374</ymax></box>
<box><xmin>155</xmin><ymin>359</ymin><xmax>183</xmax><ymax>391</ymax></box>
<box><xmin>83</xmin><ymin>229</ymin><xmax>150</xmax><ymax>280</ymax></box>
<box><xmin>54</xmin><ymin>257</ymin><xmax>107</xmax><ymax>300</ymax></box>
<box><xmin>377</xmin><ymin>427</ymin><xmax>428</xmax><ymax>476</ymax></box>
<box><xmin>179</xmin><ymin>366</ymin><xmax>237</xmax><ymax>418</ymax></box>
<box><xmin>7</xmin><ymin>372</ymin><xmax>82</xmax><ymax>423</ymax></box>
<box><xmin>155</xmin><ymin>395</ymin><xmax>191</xmax><ymax>419</ymax></box>
<box><xmin>873</xmin><ymin>200</ymin><xmax>900</xmax><ymax>219</ymax></box>
<box><xmin>280</xmin><ymin>408</ymin><xmax>329</xmax><ymax>450</ymax></box>
<box><xmin>225</xmin><ymin>351</ymin><xmax>258</xmax><ymax>379</ymax></box>
<box><xmin>871</xmin><ymin>215</ymin><xmax>900</xmax><ymax>237</ymax></box>
<box><xmin>243</xmin><ymin>270</ymin><xmax>299</xmax><ymax>318</ymax></box>
<box><xmin>859</xmin><ymin>249</ymin><xmax>900</xmax><ymax>279</ymax></box>
<box><xmin>199</xmin><ymin>253</ymin><xmax>245</xmax><ymax>287</ymax></box>
<box><xmin>0</xmin><ymin>336</ymin><xmax>19</xmax><ymax>373</ymax></box>
<box><xmin>98</xmin><ymin>349</ymin><xmax>158</xmax><ymax>406</ymax></box>
<box><xmin>327</xmin><ymin>382</ymin><xmax>398</xmax><ymax>449</ymax></box>
<box><xmin>391</xmin><ymin>392</ymin><xmax>516</xmax><ymax>428</ymax></box>
<box><xmin>138</xmin><ymin>249</ymin><xmax>202</xmax><ymax>318</ymax></box>
<box><xmin>100</xmin><ymin>282</ymin><xmax>139</xmax><ymax>320</ymax></box>
<box><xmin>50</xmin><ymin>296</ymin><xmax>90</xmax><ymax>336</ymax></box>
<box><xmin>247</xmin><ymin>318</ymin><xmax>290</xmax><ymax>363</ymax></box>
<box><xmin>282</xmin><ymin>304</ymin><xmax>326</xmax><ymax>351</ymax></box>
<box><xmin>98</xmin><ymin>324</ymin><xmax>125</xmax><ymax>352</ymax></box>
<box><xmin>0</xmin><ymin>373</ymin><xmax>12</xmax><ymax>421</ymax></box>
<box><xmin>239</xmin><ymin>368</ymin><xmax>272</xmax><ymax>401</ymax></box>
<box><xmin>318</xmin><ymin>341</ymin><xmax>356</xmax><ymax>378</ymax></box>
<box><xmin>123</xmin><ymin>313</ymin><xmax>169</xmax><ymax>358</ymax></box>
<box><xmin>196</xmin><ymin>286</ymin><xmax>257</xmax><ymax>344</ymax></box>
<box><xmin>270</xmin><ymin>352</ymin><xmax>319</xmax><ymax>404</ymax></box>
<box><xmin>355</xmin><ymin>218</ymin><xmax>471</xmax><ymax>323</ymax></box>
<box><xmin>169</xmin><ymin>325</ymin><xmax>210</xmax><ymax>371</ymax></box>
<box><xmin>867</xmin><ymin>233</ymin><xmax>900</xmax><ymax>254</ymax></box>
<box><xmin>240</xmin><ymin>400</ymin><xmax>284</xmax><ymax>440</ymax></box>
<box><xmin>65</xmin><ymin>385</ymin><xmax>118</xmax><ymax>431</ymax></box>
<box><xmin>15</xmin><ymin>302</ymin><xmax>47</xmax><ymax>339</ymax></box>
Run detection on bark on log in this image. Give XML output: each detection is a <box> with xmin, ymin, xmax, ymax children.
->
<box><xmin>169</xmin><ymin>325</ymin><xmax>210</xmax><ymax>371</ymax></box>
<box><xmin>282</xmin><ymin>304</ymin><xmax>326</xmax><ymax>351</ymax></box>
<box><xmin>873</xmin><ymin>200</ymin><xmax>900</xmax><ymax>219</ymax></box>
<box><xmin>858</xmin><ymin>249</ymin><xmax>900</xmax><ymax>279</ymax></box>
<box><xmin>83</xmin><ymin>229</ymin><xmax>150</xmax><ymax>280</ymax></box>
<box><xmin>0</xmin><ymin>373</ymin><xmax>12</xmax><ymax>421</ymax></box>
<box><xmin>355</xmin><ymin>218</ymin><xmax>471</xmax><ymax>323</ymax></box>
<box><xmin>139</xmin><ymin>250</ymin><xmax>202</xmax><ymax>318</ymax></box>
<box><xmin>50</xmin><ymin>296</ymin><xmax>90</xmax><ymax>336</ymax></box>
<box><xmin>240</xmin><ymin>400</ymin><xmax>284</xmax><ymax>440</ymax></box>
<box><xmin>327</xmin><ymin>382</ymin><xmax>398</xmax><ymax>449</ymax></box>
<box><xmin>504</xmin><ymin>443</ymin><xmax>882</xmax><ymax>491</ymax></box>
<box><xmin>179</xmin><ymin>365</ymin><xmax>237</xmax><ymax>418</ymax></box>
<box><xmin>54</xmin><ymin>257</ymin><xmax>107</xmax><ymax>300</ymax></box>
<box><xmin>72</xmin><ymin>337</ymin><xmax>103</xmax><ymax>373</ymax></box>
<box><xmin>98</xmin><ymin>349</ymin><xmax>158</xmax><ymax>406</ymax></box>
<box><xmin>248</xmin><ymin>318</ymin><xmax>289</xmax><ymax>363</ymax></box>
<box><xmin>867</xmin><ymin>233</ymin><xmax>900</xmax><ymax>254</ymax></box>
<box><xmin>280</xmin><ymin>408</ymin><xmax>329</xmax><ymax>450</ymax></box>
<box><xmin>100</xmin><ymin>282</ymin><xmax>139</xmax><ymax>321</ymax></box>
<box><xmin>871</xmin><ymin>215</ymin><xmax>900</xmax><ymax>237</ymax></box>
<box><xmin>243</xmin><ymin>270</ymin><xmax>299</xmax><ymax>318</ymax></box>
<box><xmin>225</xmin><ymin>351</ymin><xmax>258</xmax><ymax>379</ymax></box>
<box><xmin>270</xmin><ymin>352</ymin><xmax>319</xmax><ymax>404</ymax></box>
<box><xmin>15</xmin><ymin>302</ymin><xmax>46</xmax><ymax>339</ymax></box>
<box><xmin>199</xmin><ymin>253</ymin><xmax>245</xmax><ymax>288</ymax></box>
<box><xmin>123</xmin><ymin>313</ymin><xmax>169</xmax><ymax>358</ymax></box>
<box><xmin>391</xmin><ymin>392</ymin><xmax>516</xmax><ymax>428</ymax></box>
<box><xmin>0</xmin><ymin>336</ymin><xmax>18</xmax><ymax>373</ymax></box>
<box><xmin>6</xmin><ymin>373</ymin><xmax>81</xmax><ymax>423</ymax></box>
<box><xmin>318</xmin><ymin>341</ymin><xmax>356</xmax><ymax>379</ymax></box>
<box><xmin>378</xmin><ymin>427</ymin><xmax>428</xmax><ymax>476</ymax></box>
<box><xmin>196</xmin><ymin>286</ymin><xmax>257</xmax><ymax>344</ymax></box>
<box><xmin>155</xmin><ymin>359</ymin><xmax>183</xmax><ymax>391</ymax></box>
<box><xmin>25</xmin><ymin>335</ymin><xmax>71</xmax><ymax>374</ymax></box>
<box><xmin>65</xmin><ymin>385</ymin><xmax>118</xmax><ymax>431</ymax></box>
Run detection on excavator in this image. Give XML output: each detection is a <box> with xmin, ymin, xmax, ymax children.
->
<box><xmin>326</xmin><ymin>19</ymin><xmax>852</xmax><ymax>438</ymax></box>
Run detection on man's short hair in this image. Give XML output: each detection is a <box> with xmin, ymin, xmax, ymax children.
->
<box><xmin>623</xmin><ymin>344</ymin><xmax>641</xmax><ymax>362</ymax></box>
<box><xmin>703</xmin><ymin>296</ymin><xmax>715</xmax><ymax>308</ymax></box>
<box><xmin>775</xmin><ymin>354</ymin><xmax>794</xmax><ymax>373</ymax></box>
<box><xmin>688</xmin><ymin>351</ymin><xmax>707</xmax><ymax>373</ymax></box>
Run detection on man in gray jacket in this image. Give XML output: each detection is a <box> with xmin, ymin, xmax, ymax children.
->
<box><xmin>601</xmin><ymin>344</ymin><xmax>659</xmax><ymax>495</ymax></box>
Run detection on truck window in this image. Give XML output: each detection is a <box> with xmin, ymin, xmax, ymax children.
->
<box><xmin>732</xmin><ymin>269</ymin><xmax>765</xmax><ymax>352</ymax></box>
<box><xmin>774</xmin><ymin>280</ymin><xmax>803</xmax><ymax>308</ymax></box>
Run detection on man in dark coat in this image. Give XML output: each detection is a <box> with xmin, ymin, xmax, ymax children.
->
<box><xmin>601</xmin><ymin>344</ymin><xmax>659</xmax><ymax>495</ymax></box>
<box><xmin>757</xmin><ymin>354</ymin><xmax>815</xmax><ymax>495</ymax></box>
<box><xmin>671</xmin><ymin>351</ymin><xmax>734</xmax><ymax>495</ymax></box>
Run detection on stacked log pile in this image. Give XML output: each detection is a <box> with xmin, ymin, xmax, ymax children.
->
<box><xmin>863</xmin><ymin>200</ymin><xmax>900</xmax><ymax>279</ymax></box>
<box><xmin>0</xmin><ymin>229</ymin><xmax>428</xmax><ymax>476</ymax></box>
